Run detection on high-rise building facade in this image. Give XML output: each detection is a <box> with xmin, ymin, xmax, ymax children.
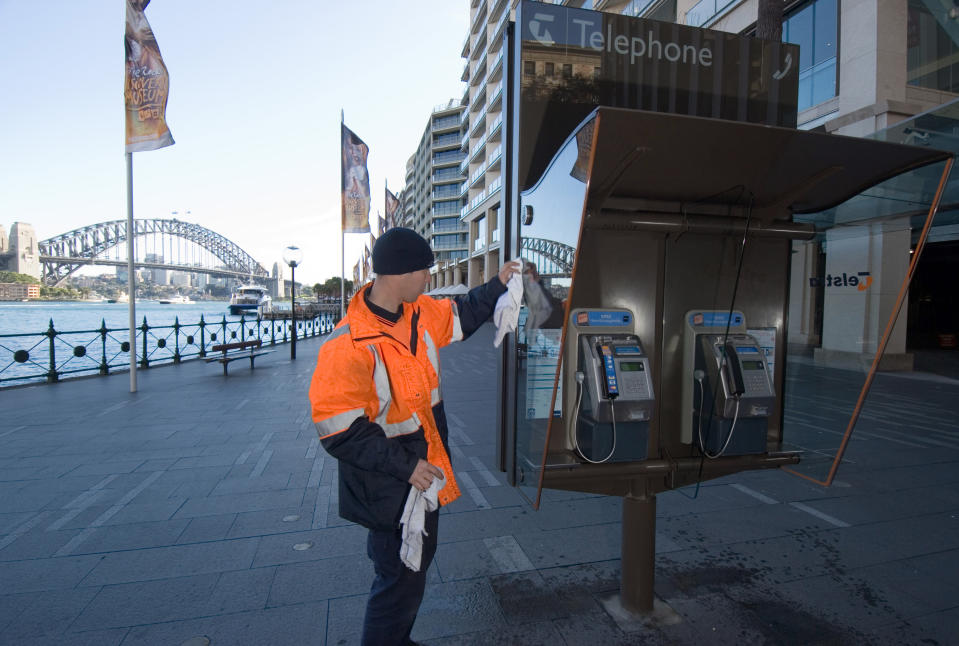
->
<box><xmin>403</xmin><ymin>100</ymin><xmax>469</xmax><ymax>286</ymax></box>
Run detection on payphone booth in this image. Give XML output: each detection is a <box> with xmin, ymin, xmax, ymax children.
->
<box><xmin>501</xmin><ymin>106</ymin><xmax>952</xmax><ymax>616</ymax></box>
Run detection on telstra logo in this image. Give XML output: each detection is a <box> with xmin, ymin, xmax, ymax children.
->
<box><xmin>808</xmin><ymin>271</ymin><xmax>873</xmax><ymax>290</ymax></box>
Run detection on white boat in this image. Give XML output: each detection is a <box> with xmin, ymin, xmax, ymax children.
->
<box><xmin>229</xmin><ymin>284</ymin><xmax>271</xmax><ymax>315</ymax></box>
<box><xmin>159</xmin><ymin>294</ymin><xmax>194</xmax><ymax>305</ymax></box>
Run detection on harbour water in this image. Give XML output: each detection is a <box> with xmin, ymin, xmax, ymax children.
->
<box><xmin>0</xmin><ymin>300</ymin><xmax>332</xmax><ymax>387</ymax></box>
<box><xmin>0</xmin><ymin>300</ymin><xmax>245</xmax><ymax>336</ymax></box>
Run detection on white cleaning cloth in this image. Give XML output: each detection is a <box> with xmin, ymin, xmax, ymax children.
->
<box><xmin>493</xmin><ymin>262</ymin><xmax>523</xmax><ymax>348</ymax></box>
<box><xmin>399</xmin><ymin>472</ymin><xmax>446</xmax><ymax>572</ymax></box>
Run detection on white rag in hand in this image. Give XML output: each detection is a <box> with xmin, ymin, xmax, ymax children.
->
<box><xmin>399</xmin><ymin>473</ymin><xmax>446</xmax><ymax>572</ymax></box>
<box><xmin>493</xmin><ymin>261</ymin><xmax>523</xmax><ymax>348</ymax></box>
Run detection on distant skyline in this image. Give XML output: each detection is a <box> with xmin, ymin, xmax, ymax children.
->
<box><xmin>0</xmin><ymin>1</ymin><xmax>469</xmax><ymax>285</ymax></box>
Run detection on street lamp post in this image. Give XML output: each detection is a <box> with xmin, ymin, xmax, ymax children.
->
<box><xmin>283</xmin><ymin>245</ymin><xmax>303</xmax><ymax>360</ymax></box>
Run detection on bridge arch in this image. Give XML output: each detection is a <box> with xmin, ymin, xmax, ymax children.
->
<box><xmin>520</xmin><ymin>237</ymin><xmax>575</xmax><ymax>278</ymax></box>
<box><xmin>39</xmin><ymin>219</ymin><xmax>268</xmax><ymax>286</ymax></box>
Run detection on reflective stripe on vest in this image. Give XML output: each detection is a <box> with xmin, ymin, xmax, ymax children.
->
<box><xmin>423</xmin><ymin>330</ymin><xmax>442</xmax><ymax>406</ymax></box>
<box><xmin>314</xmin><ymin>407</ymin><xmax>365</xmax><ymax>438</ymax></box>
<box><xmin>323</xmin><ymin>323</ymin><xmax>350</xmax><ymax>346</ymax></box>
<box><xmin>369</xmin><ymin>345</ymin><xmax>425</xmax><ymax>438</ymax></box>
<box><xmin>451</xmin><ymin>301</ymin><xmax>463</xmax><ymax>342</ymax></box>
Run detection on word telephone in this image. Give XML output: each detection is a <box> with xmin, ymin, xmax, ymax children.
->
<box><xmin>565</xmin><ymin>309</ymin><xmax>652</xmax><ymax>464</ymax></box>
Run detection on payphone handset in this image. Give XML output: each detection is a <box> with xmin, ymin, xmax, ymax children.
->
<box><xmin>698</xmin><ymin>334</ymin><xmax>774</xmax><ymax>419</ymax></box>
<box><xmin>565</xmin><ymin>308</ymin><xmax>654</xmax><ymax>463</ymax></box>
<box><xmin>681</xmin><ymin>310</ymin><xmax>775</xmax><ymax>457</ymax></box>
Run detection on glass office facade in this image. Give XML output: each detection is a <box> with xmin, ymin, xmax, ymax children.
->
<box><xmin>908</xmin><ymin>0</ymin><xmax>959</xmax><ymax>93</ymax></box>
<box><xmin>783</xmin><ymin>0</ymin><xmax>838</xmax><ymax>112</ymax></box>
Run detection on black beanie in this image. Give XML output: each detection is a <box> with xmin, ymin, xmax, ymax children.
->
<box><xmin>372</xmin><ymin>227</ymin><xmax>435</xmax><ymax>275</ymax></box>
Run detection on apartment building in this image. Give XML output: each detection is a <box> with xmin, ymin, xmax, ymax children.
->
<box><xmin>401</xmin><ymin>100</ymin><xmax>470</xmax><ymax>289</ymax></box>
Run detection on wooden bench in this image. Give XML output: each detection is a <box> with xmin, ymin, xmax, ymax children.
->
<box><xmin>205</xmin><ymin>339</ymin><xmax>274</xmax><ymax>375</ymax></box>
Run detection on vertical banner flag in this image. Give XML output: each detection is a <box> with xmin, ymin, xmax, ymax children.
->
<box><xmin>342</xmin><ymin>124</ymin><xmax>371</xmax><ymax>233</ymax></box>
<box><xmin>385</xmin><ymin>188</ymin><xmax>401</xmax><ymax>230</ymax></box>
<box><xmin>378</xmin><ymin>215</ymin><xmax>387</xmax><ymax>238</ymax></box>
<box><xmin>125</xmin><ymin>0</ymin><xmax>174</xmax><ymax>152</ymax></box>
<box><xmin>353</xmin><ymin>260</ymin><xmax>360</xmax><ymax>288</ymax></box>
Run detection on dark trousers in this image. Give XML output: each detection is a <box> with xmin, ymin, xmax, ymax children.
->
<box><xmin>361</xmin><ymin>509</ymin><xmax>439</xmax><ymax>646</ymax></box>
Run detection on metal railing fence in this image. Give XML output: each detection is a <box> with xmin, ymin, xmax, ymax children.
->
<box><xmin>0</xmin><ymin>311</ymin><xmax>339</xmax><ymax>387</ymax></box>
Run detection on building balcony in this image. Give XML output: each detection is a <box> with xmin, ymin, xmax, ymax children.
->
<box><xmin>487</xmin><ymin>144</ymin><xmax>503</xmax><ymax>168</ymax></box>
<box><xmin>470</xmin><ymin>0</ymin><xmax>488</xmax><ymax>35</ymax></box>
<box><xmin>685</xmin><ymin>0</ymin><xmax>736</xmax><ymax>27</ymax></box>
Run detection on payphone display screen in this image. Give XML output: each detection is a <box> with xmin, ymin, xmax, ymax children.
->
<box><xmin>741</xmin><ymin>360</ymin><xmax>764</xmax><ymax>371</ymax></box>
<box><xmin>619</xmin><ymin>361</ymin><xmax>645</xmax><ymax>372</ymax></box>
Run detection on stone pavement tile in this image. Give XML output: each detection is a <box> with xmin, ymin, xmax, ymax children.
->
<box><xmin>489</xmin><ymin>569</ymin><xmax>601</xmax><ymax>624</ymax></box>
<box><xmin>101</xmin><ymin>498</ymin><xmax>189</xmax><ymax>526</ymax></box>
<box><xmin>439</xmin><ymin>507</ymin><xmax>543</xmax><ymax>543</ymax></box>
<box><xmin>122</xmin><ymin>600</ymin><xmax>328</xmax><ymax>646</ymax></box>
<box><xmin>0</xmin><ymin>487</ymin><xmax>61</xmax><ymax>513</ymax></box>
<box><xmin>70</xmin><ymin>518</ymin><xmax>190</xmax><ymax>554</ymax></box>
<box><xmin>72</xmin><ymin>573</ymin><xmax>220</xmax><ymax>630</ymax></box>
<box><xmin>176</xmin><ymin>513</ymin><xmax>237</xmax><ymax>544</ymax></box>
<box><xmin>64</xmin><ymin>459</ymin><xmax>149</xmax><ymax>477</ymax></box>
<box><xmin>23</xmin><ymin>627</ymin><xmax>129</xmax><ymax>646</ymax></box>
<box><xmin>209</xmin><ymin>473</ymin><xmax>293</xmax><ymax>497</ymax></box>
<box><xmin>0</xmin><ymin>509</ymin><xmax>36</xmax><ymax>534</ymax></box>
<box><xmin>132</xmin><ymin>457</ymin><xmax>182</xmax><ymax>472</ymax></box>
<box><xmin>893</xmin><ymin>606</ymin><xmax>959</xmax><ymax>645</ymax></box>
<box><xmin>410</xmin><ymin>578</ymin><xmax>507</xmax><ymax>643</ymax></box>
<box><xmin>79</xmin><ymin>537</ymin><xmax>259</xmax><ymax>586</ymax></box>
<box><xmin>206</xmin><ymin>567</ymin><xmax>276</xmax><ymax>614</ymax></box>
<box><xmin>431</xmin><ymin>621</ymin><xmax>566</xmax><ymax>645</ymax></box>
<box><xmin>852</xmin><ymin>558</ymin><xmax>959</xmax><ymax>614</ymax></box>
<box><xmin>435</xmin><ymin>538</ymin><xmax>510</xmax><ymax>581</ymax></box>
<box><xmin>537</xmin><ymin>559</ymin><xmax>621</xmax><ymax>596</ymax></box>
<box><xmin>251</xmin><ymin>524</ymin><xmax>367</xmax><ymax>568</ymax></box>
<box><xmin>789</xmin><ymin>484</ymin><xmax>958</xmax><ymax>525</ymax></box>
<box><xmin>0</xmin><ymin>554</ymin><xmax>101</xmax><ymax>594</ymax></box>
<box><xmin>474</xmin><ymin>484</ymin><xmax>529</xmax><ymax>509</ymax></box>
<box><xmin>553</xmin><ymin>608</ymin><xmax>663</xmax><ymax>646</ymax></box>
<box><xmin>226</xmin><ymin>502</ymin><xmax>317</xmax><ymax>539</ymax></box>
<box><xmin>529</xmin><ymin>495</ymin><xmax>621</xmax><ymax>531</ymax></box>
<box><xmin>0</xmin><ymin>525</ymin><xmax>82</xmax><ymax>560</ymax></box>
<box><xmin>512</xmin><ymin>523</ymin><xmax>621</xmax><ymax>569</ymax></box>
<box><xmin>766</xmin><ymin>572</ymin><xmax>925</xmax><ymax>637</ymax></box>
<box><xmin>325</xmin><ymin>592</ymin><xmax>367</xmax><ymax>645</ymax></box>
<box><xmin>671</xmin><ymin>500</ymin><xmax>838</xmax><ymax>546</ymax></box>
<box><xmin>0</xmin><ymin>586</ymin><xmax>100</xmax><ymax>641</ymax></box>
<box><xmin>172</xmin><ymin>488</ymin><xmax>304</xmax><ymax>518</ymax></box>
<box><xmin>267</xmin><ymin>556</ymin><xmax>374</xmax><ymax>606</ymax></box>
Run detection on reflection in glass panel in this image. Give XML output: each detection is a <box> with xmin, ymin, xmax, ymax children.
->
<box><xmin>513</xmin><ymin>118</ymin><xmax>592</xmax><ymax>492</ymax></box>
<box><xmin>784</xmin><ymin>101</ymin><xmax>958</xmax><ymax>482</ymax></box>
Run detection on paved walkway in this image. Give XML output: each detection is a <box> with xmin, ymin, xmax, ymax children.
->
<box><xmin>1</xmin><ymin>324</ymin><xmax>957</xmax><ymax>645</ymax></box>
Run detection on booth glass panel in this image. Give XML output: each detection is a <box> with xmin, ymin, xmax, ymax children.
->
<box><xmin>513</xmin><ymin>123</ymin><xmax>591</xmax><ymax>493</ymax></box>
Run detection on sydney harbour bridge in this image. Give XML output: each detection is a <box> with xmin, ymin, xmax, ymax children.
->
<box><xmin>38</xmin><ymin>219</ymin><xmax>270</xmax><ymax>287</ymax></box>
<box><xmin>37</xmin><ymin>217</ymin><xmax>575</xmax><ymax>287</ymax></box>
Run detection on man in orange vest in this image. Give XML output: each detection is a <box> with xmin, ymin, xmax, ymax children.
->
<box><xmin>309</xmin><ymin>227</ymin><xmax>518</xmax><ymax>646</ymax></box>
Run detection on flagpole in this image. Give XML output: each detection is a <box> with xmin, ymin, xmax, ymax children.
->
<box><xmin>340</xmin><ymin>109</ymin><xmax>345</xmax><ymax>319</ymax></box>
<box><xmin>126</xmin><ymin>152</ymin><xmax>137</xmax><ymax>393</ymax></box>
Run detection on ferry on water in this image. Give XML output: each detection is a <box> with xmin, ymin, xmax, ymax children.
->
<box><xmin>228</xmin><ymin>284</ymin><xmax>271</xmax><ymax>316</ymax></box>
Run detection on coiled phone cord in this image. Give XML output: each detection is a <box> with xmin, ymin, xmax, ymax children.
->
<box><xmin>695</xmin><ymin>372</ymin><xmax>741</xmax><ymax>459</ymax></box>
<box><xmin>572</xmin><ymin>371</ymin><xmax>617</xmax><ymax>464</ymax></box>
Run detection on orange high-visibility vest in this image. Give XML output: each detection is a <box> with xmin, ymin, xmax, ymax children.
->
<box><xmin>310</xmin><ymin>286</ymin><xmax>465</xmax><ymax>509</ymax></box>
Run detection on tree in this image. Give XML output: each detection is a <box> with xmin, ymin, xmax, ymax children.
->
<box><xmin>315</xmin><ymin>277</ymin><xmax>353</xmax><ymax>299</ymax></box>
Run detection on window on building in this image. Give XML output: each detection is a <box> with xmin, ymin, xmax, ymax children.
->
<box><xmin>524</xmin><ymin>60</ymin><xmax>535</xmax><ymax>76</ymax></box>
<box><xmin>562</xmin><ymin>63</ymin><xmax>573</xmax><ymax>79</ymax></box>
<box><xmin>783</xmin><ymin>0</ymin><xmax>837</xmax><ymax>112</ymax></box>
<box><xmin>908</xmin><ymin>0</ymin><xmax>959</xmax><ymax>93</ymax></box>
<box><xmin>545</xmin><ymin>62</ymin><xmax>554</xmax><ymax>77</ymax></box>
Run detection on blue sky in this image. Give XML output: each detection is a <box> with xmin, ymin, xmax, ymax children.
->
<box><xmin>0</xmin><ymin>1</ymin><xmax>469</xmax><ymax>285</ymax></box>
